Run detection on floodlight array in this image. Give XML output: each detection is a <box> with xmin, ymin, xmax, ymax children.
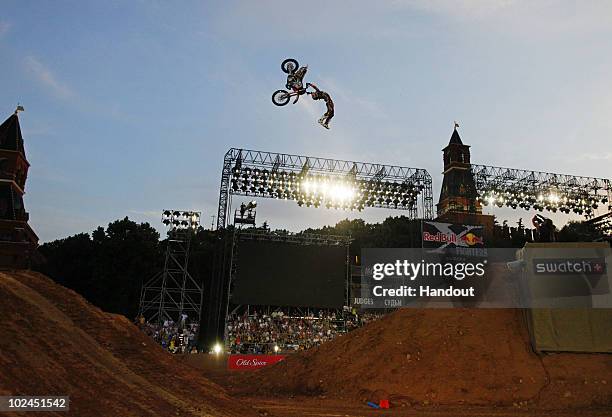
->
<box><xmin>588</xmin><ymin>213</ymin><xmax>612</xmax><ymax>236</ymax></box>
<box><xmin>471</xmin><ymin>164</ymin><xmax>611</xmax><ymax>217</ymax></box>
<box><xmin>217</xmin><ymin>149</ymin><xmax>433</xmax><ymax>229</ymax></box>
<box><xmin>230</xmin><ymin>166</ymin><xmax>424</xmax><ymax>211</ymax></box>
<box><xmin>162</xmin><ymin>210</ymin><xmax>201</xmax><ymax>230</ymax></box>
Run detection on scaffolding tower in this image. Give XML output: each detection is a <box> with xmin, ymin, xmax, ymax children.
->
<box><xmin>138</xmin><ymin>210</ymin><xmax>203</xmax><ymax>325</ymax></box>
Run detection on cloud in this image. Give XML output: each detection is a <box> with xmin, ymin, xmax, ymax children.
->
<box><xmin>127</xmin><ymin>209</ymin><xmax>160</xmax><ymax>218</ymax></box>
<box><xmin>392</xmin><ymin>0</ymin><xmax>517</xmax><ymax>20</ymax></box>
<box><xmin>578</xmin><ymin>153</ymin><xmax>612</xmax><ymax>162</ymax></box>
<box><xmin>213</xmin><ymin>0</ymin><xmax>612</xmax><ymax>44</ymax></box>
<box><xmin>396</xmin><ymin>0</ymin><xmax>612</xmax><ymax>37</ymax></box>
<box><xmin>24</xmin><ymin>56</ymin><xmax>76</xmax><ymax>100</ymax></box>
<box><xmin>0</xmin><ymin>21</ymin><xmax>10</xmax><ymax>37</ymax></box>
<box><xmin>296</xmin><ymin>95</ymin><xmax>320</xmax><ymax>120</ymax></box>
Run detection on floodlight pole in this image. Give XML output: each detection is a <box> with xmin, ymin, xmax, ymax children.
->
<box><xmin>138</xmin><ymin>210</ymin><xmax>203</xmax><ymax>326</ymax></box>
<box><xmin>217</xmin><ymin>150</ymin><xmax>235</xmax><ymax>230</ymax></box>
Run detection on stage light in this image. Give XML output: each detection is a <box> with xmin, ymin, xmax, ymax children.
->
<box><xmin>162</xmin><ymin>209</ymin><xmax>201</xmax><ymax>230</ymax></box>
<box><xmin>213</xmin><ymin>343</ymin><xmax>222</xmax><ymax>355</ymax></box>
<box><xmin>273</xmin><ymin>345</ymin><xmax>279</xmax><ymax>353</ymax></box>
<box><xmin>221</xmin><ymin>151</ymin><xmax>431</xmax><ymax>221</ymax></box>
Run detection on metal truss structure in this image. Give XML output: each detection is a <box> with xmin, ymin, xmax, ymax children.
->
<box><xmin>235</xmin><ymin>228</ymin><xmax>352</xmax><ymax>245</ymax></box>
<box><xmin>139</xmin><ymin>210</ymin><xmax>203</xmax><ymax>325</ymax></box>
<box><xmin>217</xmin><ymin>148</ymin><xmax>434</xmax><ymax>229</ymax></box>
<box><xmin>585</xmin><ymin>212</ymin><xmax>612</xmax><ymax>237</ymax></box>
<box><xmin>470</xmin><ymin>164</ymin><xmax>611</xmax><ymax>218</ymax></box>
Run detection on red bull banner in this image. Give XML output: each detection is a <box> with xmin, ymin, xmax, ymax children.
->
<box><xmin>422</xmin><ymin>221</ymin><xmax>485</xmax><ymax>256</ymax></box>
<box><xmin>227</xmin><ymin>354</ymin><xmax>286</xmax><ymax>371</ymax></box>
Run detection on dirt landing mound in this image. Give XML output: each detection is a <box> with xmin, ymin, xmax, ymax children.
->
<box><xmin>240</xmin><ymin>309</ymin><xmax>612</xmax><ymax>409</ymax></box>
<box><xmin>0</xmin><ymin>271</ymin><xmax>259</xmax><ymax>417</ymax></box>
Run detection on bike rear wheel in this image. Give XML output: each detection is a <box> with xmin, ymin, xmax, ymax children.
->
<box><xmin>281</xmin><ymin>58</ymin><xmax>299</xmax><ymax>74</ymax></box>
<box><xmin>272</xmin><ymin>90</ymin><xmax>291</xmax><ymax>106</ymax></box>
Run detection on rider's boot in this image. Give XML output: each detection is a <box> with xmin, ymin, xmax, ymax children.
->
<box><xmin>318</xmin><ymin>118</ymin><xmax>329</xmax><ymax>129</ymax></box>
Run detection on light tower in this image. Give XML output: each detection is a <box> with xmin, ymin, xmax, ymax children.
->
<box><xmin>138</xmin><ymin>210</ymin><xmax>203</xmax><ymax>325</ymax></box>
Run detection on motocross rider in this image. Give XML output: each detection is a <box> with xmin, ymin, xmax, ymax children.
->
<box><xmin>286</xmin><ymin>65</ymin><xmax>308</xmax><ymax>94</ymax></box>
<box><xmin>306</xmin><ymin>82</ymin><xmax>334</xmax><ymax>129</ymax></box>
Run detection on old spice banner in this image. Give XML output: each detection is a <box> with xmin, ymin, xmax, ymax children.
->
<box><xmin>227</xmin><ymin>354</ymin><xmax>286</xmax><ymax>371</ymax></box>
<box><xmin>422</xmin><ymin>221</ymin><xmax>484</xmax><ymax>250</ymax></box>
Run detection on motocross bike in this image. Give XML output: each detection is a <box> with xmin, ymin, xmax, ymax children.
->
<box><xmin>272</xmin><ymin>58</ymin><xmax>308</xmax><ymax>106</ymax></box>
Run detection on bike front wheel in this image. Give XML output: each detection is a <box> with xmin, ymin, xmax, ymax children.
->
<box><xmin>281</xmin><ymin>58</ymin><xmax>299</xmax><ymax>74</ymax></box>
<box><xmin>272</xmin><ymin>90</ymin><xmax>291</xmax><ymax>106</ymax></box>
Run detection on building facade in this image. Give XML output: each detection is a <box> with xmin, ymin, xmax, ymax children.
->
<box><xmin>0</xmin><ymin>111</ymin><xmax>38</xmax><ymax>268</ymax></box>
<box><xmin>436</xmin><ymin>127</ymin><xmax>495</xmax><ymax>236</ymax></box>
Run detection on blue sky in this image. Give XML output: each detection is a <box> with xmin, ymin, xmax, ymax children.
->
<box><xmin>1</xmin><ymin>0</ymin><xmax>611</xmax><ymax>242</ymax></box>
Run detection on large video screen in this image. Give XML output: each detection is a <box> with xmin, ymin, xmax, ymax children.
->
<box><xmin>231</xmin><ymin>241</ymin><xmax>346</xmax><ymax>308</ymax></box>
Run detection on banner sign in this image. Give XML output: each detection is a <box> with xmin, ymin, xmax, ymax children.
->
<box><xmin>422</xmin><ymin>221</ymin><xmax>486</xmax><ymax>257</ymax></box>
<box><xmin>360</xmin><ymin>246</ymin><xmax>612</xmax><ymax>309</ymax></box>
<box><xmin>422</xmin><ymin>221</ymin><xmax>484</xmax><ymax>248</ymax></box>
<box><xmin>227</xmin><ymin>354</ymin><xmax>286</xmax><ymax>371</ymax></box>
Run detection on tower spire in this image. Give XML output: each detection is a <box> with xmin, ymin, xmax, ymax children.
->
<box><xmin>0</xmin><ymin>110</ymin><xmax>38</xmax><ymax>267</ymax></box>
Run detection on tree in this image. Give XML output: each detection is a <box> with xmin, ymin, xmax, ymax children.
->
<box><xmin>37</xmin><ymin>233</ymin><xmax>94</xmax><ymax>295</ymax></box>
<box><xmin>36</xmin><ymin>217</ymin><xmax>162</xmax><ymax>318</ymax></box>
<box><xmin>558</xmin><ymin>221</ymin><xmax>603</xmax><ymax>242</ymax></box>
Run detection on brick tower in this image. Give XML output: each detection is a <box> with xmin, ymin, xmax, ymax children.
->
<box><xmin>0</xmin><ymin>108</ymin><xmax>38</xmax><ymax>267</ymax></box>
<box><xmin>436</xmin><ymin>125</ymin><xmax>494</xmax><ymax>235</ymax></box>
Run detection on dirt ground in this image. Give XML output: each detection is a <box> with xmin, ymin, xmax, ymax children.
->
<box><xmin>2</xmin><ymin>270</ymin><xmax>611</xmax><ymax>417</ymax></box>
<box><xmin>183</xmin><ymin>353</ymin><xmax>612</xmax><ymax>417</ymax></box>
<box><xmin>182</xmin><ymin>308</ymin><xmax>612</xmax><ymax>415</ymax></box>
<box><xmin>0</xmin><ymin>271</ymin><xmax>260</xmax><ymax>417</ymax></box>
<box><xmin>245</xmin><ymin>398</ymin><xmax>612</xmax><ymax>417</ymax></box>
<box><xmin>227</xmin><ymin>309</ymin><xmax>612</xmax><ymax>410</ymax></box>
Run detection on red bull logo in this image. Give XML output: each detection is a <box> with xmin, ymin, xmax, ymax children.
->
<box><xmin>461</xmin><ymin>232</ymin><xmax>483</xmax><ymax>246</ymax></box>
<box><xmin>422</xmin><ymin>232</ymin><xmax>457</xmax><ymax>243</ymax></box>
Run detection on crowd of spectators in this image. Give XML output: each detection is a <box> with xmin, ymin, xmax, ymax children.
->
<box><xmin>136</xmin><ymin>314</ymin><xmax>199</xmax><ymax>354</ymax></box>
<box><xmin>137</xmin><ymin>309</ymin><xmax>383</xmax><ymax>355</ymax></box>
<box><xmin>226</xmin><ymin>309</ymin><xmax>382</xmax><ymax>354</ymax></box>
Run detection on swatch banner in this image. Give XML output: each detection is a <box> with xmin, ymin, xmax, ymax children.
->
<box><xmin>227</xmin><ymin>355</ymin><xmax>286</xmax><ymax>371</ymax></box>
<box><xmin>358</xmin><ymin>246</ymin><xmax>612</xmax><ymax>309</ymax></box>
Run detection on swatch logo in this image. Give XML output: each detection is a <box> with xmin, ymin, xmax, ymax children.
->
<box><xmin>533</xmin><ymin>258</ymin><xmax>607</xmax><ymax>275</ymax></box>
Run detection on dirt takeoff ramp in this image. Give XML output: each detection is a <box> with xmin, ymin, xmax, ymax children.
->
<box><xmin>0</xmin><ymin>271</ymin><xmax>259</xmax><ymax>417</ymax></box>
<box><xmin>240</xmin><ymin>309</ymin><xmax>612</xmax><ymax>410</ymax></box>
